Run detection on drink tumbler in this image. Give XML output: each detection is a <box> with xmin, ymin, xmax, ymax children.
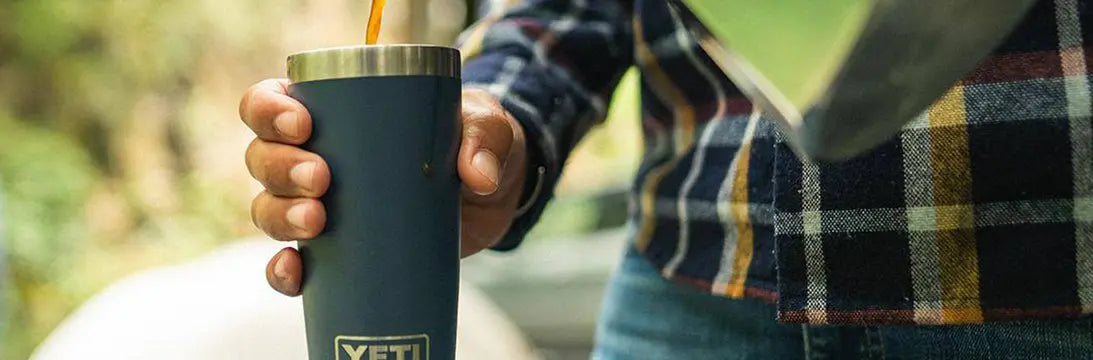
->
<box><xmin>286</xmin><ymin>45</ymin><xmax>461</xmax><ymax>360</ymax></box>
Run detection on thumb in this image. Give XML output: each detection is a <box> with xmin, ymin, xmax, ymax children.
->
<box><xmin>458</xmin><ymin>90</ymin><xmax>517</xmax><ymax>197</ymax></box>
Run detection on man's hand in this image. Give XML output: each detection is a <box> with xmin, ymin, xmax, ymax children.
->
<box><xmin>240</xmin><ymin>79</ymin><xmax>528</xmax><ymax>296</ymax></box>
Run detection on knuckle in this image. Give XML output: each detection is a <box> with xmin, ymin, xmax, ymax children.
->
<box><xmin>465</xmin><ymin>119</ymin><xmax>514</xmax><ymax>151</ymax></box>
<box><xmin>239</xmin><ymin>91</ymin><xmax>251</xmax><ymax>121</ymax></box>
<box><xmin>240</xmin><ymin>91</ymin><xmax>257</xmax><ymax>124</ymax></box>
<box><xmin>246</xmin><ymin>141</ymin><xmax>284</xmax><ymax>188</ymax></box>
<box><xmin>463</xmin><ymin>120</ymin><xmax>488</xmax><ymax>140</ymax></box>
<box><xmin>259</xmin><ymin>155</ymin><xmax>279</xmax><ymax>185</ymax></box>
<box><xmin>241</xmin><ymin>82</ymin><xmax>275</xmax><ymax>123</ymax></box>
<box><xmin>240</xmin><ymin>82</ymin><xmax>267</xmax><ymax>116</ymax></box>
<box><xmin>251</xmin><ymin>192</ymin><xmax>290</xmax><ymax>241</ymax></box>
<box><xmin>465</xmin><ymin>115</ymin><xmax>507</xmax><ymax>137</ymax></box>
<box><xmin>244</xmin><ymin>139</ymin><xmax>264</xmax><ymax>177</ymax></box>
<box><xmin>250</xmin><ymin>192</ymin><xmax>267</xmax><ymax>229</ymax></box>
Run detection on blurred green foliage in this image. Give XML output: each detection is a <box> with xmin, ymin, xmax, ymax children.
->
<box><xmin>0</xmin><ymin>0</ymin><xmax>299</xmax><ymax>357</ymax></box>
<box><xmin>689</xmin><ymin>0</ymin><xmax>871</xmax><ymax>108</ymax></box>
<box><xmin>0</xmin><ymin>112</ymin><xmax>97</xmax><ymax>358</ymax></box>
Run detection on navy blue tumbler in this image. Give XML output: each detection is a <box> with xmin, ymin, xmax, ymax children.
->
<box><xmin>286</xmin><ymin>45</ymin><xmax>461</xmax><ymax>360</ymax></box>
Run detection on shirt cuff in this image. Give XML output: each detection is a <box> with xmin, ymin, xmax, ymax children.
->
<box><xmin>489</xmin><ymin>134</ymin><xmax>550</xmax><ymax>251</ymax></box>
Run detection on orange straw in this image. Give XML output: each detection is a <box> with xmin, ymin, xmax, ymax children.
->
<box><xmin>365</xmin><ymin>0</ymin><xmax>387</xmax><ymax>44</ymax></box>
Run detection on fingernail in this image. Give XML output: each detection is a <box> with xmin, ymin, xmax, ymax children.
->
<box><xmin>290</xmin><ymin>161</ymin><xmax>317</xmax><ymax>192</ymax></box>
<box><xmin>274</xmin><ymin>111</ymin><xmax>299</xmax><ymax>139</ymax></box>
<box><xmin>472</xmin><ymin>150</ymin><xmax>500</xmax><ymax>195</ymax></box>
<box><xmin>272</xmin><ymin>254</ymin><xmax>297</xmax><ymax>294</ymax></box>
<box><xmin>286</xmin><ymin>203</ymin><xmax>309</xmax><ymax>231</ymax></box>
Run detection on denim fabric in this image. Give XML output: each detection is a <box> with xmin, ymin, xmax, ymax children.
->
<box><xmin>593</xmin><ymin>245</ymin><xmax>1093</xmax><ymax>359</ymax></box>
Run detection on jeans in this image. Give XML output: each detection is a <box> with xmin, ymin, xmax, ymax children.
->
<box><xmin>592</xmin><ymin>246</ymin><xmax>1093</xmax><ymax>360</ymax></box>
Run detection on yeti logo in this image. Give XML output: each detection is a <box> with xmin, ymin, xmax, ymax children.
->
<box><xmin>335</xmin><ymin>334</ymin><xmax>429</xmax><ymax>360</ymax></box>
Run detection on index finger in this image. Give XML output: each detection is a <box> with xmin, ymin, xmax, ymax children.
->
<box><xmin>239</xmin><ymin>78</ymin><xmax>312</xmax><ymax>144</ymax></box>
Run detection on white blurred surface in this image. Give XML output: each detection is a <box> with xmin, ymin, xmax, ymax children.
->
<box><xmin>31</xmin><ymin>238</ymin><xmax>539</xmax><ymax>360</ymax></box>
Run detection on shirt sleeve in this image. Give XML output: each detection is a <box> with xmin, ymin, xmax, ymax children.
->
<box><xmin>458</xmin><ymin>0</ymin><xmax>635</xmax><ymax>250</ymax></box>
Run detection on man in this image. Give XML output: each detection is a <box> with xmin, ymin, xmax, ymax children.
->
<box><xmin>239</xmin><ymin>0</ymin><xmax>1093</xmax><ymax>358</ymax></box>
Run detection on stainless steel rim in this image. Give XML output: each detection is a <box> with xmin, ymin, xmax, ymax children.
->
<box><xmin>287</xmin><ymin>44</ymin><xmax>461</xmax><ymax>83</ymax></box>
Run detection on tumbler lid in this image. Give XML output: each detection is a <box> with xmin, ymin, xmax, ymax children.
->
<box><xmin>288</xmin><ymin>45</ymin><xmax>460</xmax><ymax>83</ymax></box>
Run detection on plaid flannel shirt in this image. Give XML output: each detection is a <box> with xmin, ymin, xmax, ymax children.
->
<box><xmin>459</xmin><ymin>0</ymin><xmax>1093</xmax><ymax>325</ymax></box>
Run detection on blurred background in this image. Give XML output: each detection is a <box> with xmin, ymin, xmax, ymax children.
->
<box><xmin>0</xmin><ymin>0</ymin><xmax>641</xmax><ymax>358</ymax></box>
